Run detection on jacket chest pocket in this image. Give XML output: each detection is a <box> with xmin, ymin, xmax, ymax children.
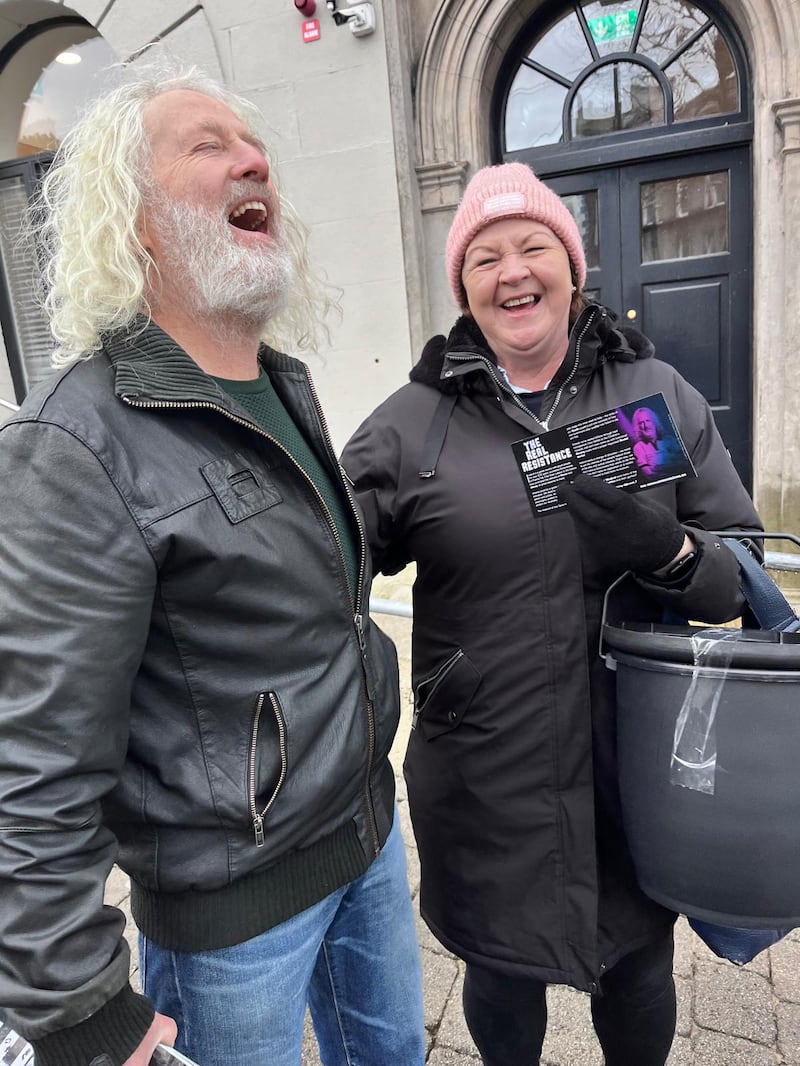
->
<box><xmin>413</xmin><ymin>648</ymin><xmax>482</xmax><ymax>740</ymax></box>
<box><xmin>202</xmin><ymin>454</ymin><xmax>282</xmax><ymax>523</ymax></box>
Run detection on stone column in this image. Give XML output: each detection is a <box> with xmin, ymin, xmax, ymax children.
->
<box><xmin>769</xmin><ymin>99</ymin><xmax>800</xmax><ymax>596</ymax></box>
<box><xmin>415</xmin><ymin>161</ymin><xmax>469</xmax><ymax>334</ymax></box>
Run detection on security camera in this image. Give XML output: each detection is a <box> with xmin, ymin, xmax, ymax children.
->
<box><xmin>326</xmin><ymin>0</ymin><xmax>375</xmax><ymax>36</ymax></box>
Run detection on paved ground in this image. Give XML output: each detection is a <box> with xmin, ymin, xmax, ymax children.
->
<box><xmin>107</xmin><ymin>572</ymin><xmax>800</xmax><ymax>1065</ymax></box>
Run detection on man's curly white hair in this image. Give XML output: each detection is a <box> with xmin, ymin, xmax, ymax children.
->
<box><xmin>33</xmin><ymin>59</ymin><xmax>337</xmax><ymax>366</ymax></box>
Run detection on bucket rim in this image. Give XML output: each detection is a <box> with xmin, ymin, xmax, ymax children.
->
<box><xmin>603</xmin><ymin>623</ymin><xmax>800</xmax><ymax>669</ymax></box>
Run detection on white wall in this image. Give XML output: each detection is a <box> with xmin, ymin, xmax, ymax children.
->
<box><xmin>3</xmin><ymin>0</ymin><xmax>411</xmax><ymax>451</ymax></box>
<box><xmin>213</xmin><ymin>0</ymin><xmax>411</xmax><ymax>449</ymax></box>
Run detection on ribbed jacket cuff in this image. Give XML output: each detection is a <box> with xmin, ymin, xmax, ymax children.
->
<box><xmin>31</xmin><ymin>985</ymin><xmax>155</xmax><ymax>1066</ymax></box>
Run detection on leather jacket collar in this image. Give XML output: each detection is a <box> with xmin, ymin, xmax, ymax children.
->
<box><xmin>102</xmin><ymin>318</ymin><xmax>296</xmax><ymax>407</ymax></box>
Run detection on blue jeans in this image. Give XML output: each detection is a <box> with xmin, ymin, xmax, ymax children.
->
<box><xmin>140</xmin><ymin>814</ymin><xmax>425</xmax><ymax>1066</ymax></box>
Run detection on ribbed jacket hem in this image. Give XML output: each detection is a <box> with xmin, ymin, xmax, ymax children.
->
<box><xmin>131</xmin><ymin>820</ymin><xmax>371</xmax><ymax>951</ymax></box>
<box><xmin>31</xmin><ymin>985</ymin><xmax>154</xmax><ymax>1066</ymax></box>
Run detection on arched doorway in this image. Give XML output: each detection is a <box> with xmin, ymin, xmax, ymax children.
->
<box><xmin>496</xmin><ymin>0</ymin><xmax>753</xmax><ymax>486</ymax></box>
<box><xmin>0</xmin><ymin>18</ymin><xmax>117</xmax><ymax>405</ymax></box>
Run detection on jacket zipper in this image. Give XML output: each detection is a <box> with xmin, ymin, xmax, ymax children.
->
<box><xmin>121</xmin><ymin>384</ymin><xmax>381</xmax><ymax>855</ymax></box>
<box><xmin>300</xmin><ymin>370</ymin><xmax>379</xmax><ymax>855</ymax></box>
<box><xmin>444</xmin><ymin>306</ymin><xmax>600</xmax><ymax>430</ymax></box>
<box><xmin>248</xmin><ymin>692</ymin><xmax>288</xmax><ymax>846</ymax></box>
<box><xmin>541</xmin><ymin>308</ymin><xmax>599</xmax><ymax>429</ymax></box>
<box><xmin>413</xmin><ymin>648</ymin><xmax>463</xmax><ymax>729</ymax></box>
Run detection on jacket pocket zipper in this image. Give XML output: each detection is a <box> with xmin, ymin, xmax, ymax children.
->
<box><xmin>248</xmin><ymin>692</ymin><xmax>288</xmax><ymax>847</ymax></box>
<box><xmin>413</xmin><ymin>649</ymin><xmax>464</xmax><ymax>729</ymax></box>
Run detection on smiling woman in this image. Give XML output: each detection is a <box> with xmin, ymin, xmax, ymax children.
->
<box><xmin>447</xmin><ymin>163</ymin><xmax>586</xmax><ymax>390</ymax></box>
<box><xmin>459</xmin><ymin>218</ymin><xmax>574</xmax><ymax>389</ymax></box>
<box><xmin>341</xmin><ymin>159</ymin><xmax>764</xmax><ymax>1066</ymax></box>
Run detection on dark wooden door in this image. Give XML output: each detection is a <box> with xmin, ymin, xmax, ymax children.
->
<box><xmin>548</xmin><ymin>146</ymin><xmax>752</xmax><ymax>487</ymax></box>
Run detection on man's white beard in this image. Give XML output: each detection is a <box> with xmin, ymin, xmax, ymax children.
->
<box><xmin>147</xmin><ymin>189</ymin><xmax>293</xmax><ymax>331</ymax></box>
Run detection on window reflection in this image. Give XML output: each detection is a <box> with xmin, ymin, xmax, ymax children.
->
<box><xmin>561</xmin><ymin>192</ymin><xmax>600</xmax><ymax>269</ymax></box>
<box><xmin>640</xmin><ymin>172</ymin><xmax>729</xmax><ymax>262</ymax></box>
<box><xmin>571</xmin><ymin>63</ymin><xmax>664</xmax><ymax>138</ymax></box>
<box><xmin>636</xmin><ymin>0</ymin><xmax>709</xmax><ymax>66</ymax></box>
<box><xmin>506</xmin><ymin>67</ymin><xmax>567</xmax><ymax>150</ymax></box>
<box><xmin>529</xmin><ymin>10</ymin><xmax>592</xmax><ymax>81</ymax></box>
<box><xmin>502</xmin><ymin>0</ymin><xmax>742</xmax><ymax>152</ymax></box>
<box><xmin>669</xmin><ymin>27</ymin><xmax>738</xmax><ymax>121</ymax></box>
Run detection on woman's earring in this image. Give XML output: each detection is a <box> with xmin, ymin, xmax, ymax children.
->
<box><xmin>571</xmin><ymin>284</ymin><xmax>577</xmax><ymax>293</ymax></box>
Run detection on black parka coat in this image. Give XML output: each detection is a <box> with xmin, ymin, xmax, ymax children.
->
<box><xmin>341</xmin><ymin>305</ymin><xmax>762</xmax><ymax>992</ymax></box>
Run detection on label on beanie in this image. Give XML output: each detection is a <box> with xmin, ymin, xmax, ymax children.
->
<box><xmin>482</xmin><ymin>192</ymin><xmax>526</xmax><ymax>216</ymax></box>
<box><xmin>511</xmin><ymin>391</ymin><xmax>695</xmax><ymax>516</ymax></box>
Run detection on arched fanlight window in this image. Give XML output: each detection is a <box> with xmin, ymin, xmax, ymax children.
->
<box><xmin>504</xmin><ymin>0</ymin><xmax>741</xmax><ymax>152</ymax></box>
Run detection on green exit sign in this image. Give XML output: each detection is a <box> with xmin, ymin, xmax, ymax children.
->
<box><xmin>587</xmin><ymin>10</ymin><xmax>638</xmax><ymax>43</ymax></box>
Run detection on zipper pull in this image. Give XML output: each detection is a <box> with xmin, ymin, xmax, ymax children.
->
<box><xmin>354</xmin><ymin>613</ymin><xmax>367</xmax><ymax>655</ymax></box>
<box><xmin>253</xmin><ymin>814</ymin><xmax>265</xmax><ymax>847</ymax></box>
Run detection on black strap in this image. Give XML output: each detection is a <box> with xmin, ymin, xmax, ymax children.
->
<box><xmin>722</xmin><ymin>537</ymin><xmax>800</xmax><ymax>632</ymax></box>
<box><xmin>418</xmin><ymin>393</ymin><xmax>457</xmax><ymax>478</ymax></box>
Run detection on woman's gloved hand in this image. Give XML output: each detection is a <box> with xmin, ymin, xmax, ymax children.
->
<box><xmin>557</xmin><ymin>473</ymin><xmax>686</xmax><ymax>575</ymax></box>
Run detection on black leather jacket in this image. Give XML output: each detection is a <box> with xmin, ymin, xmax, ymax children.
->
<box><xmin>0</xmin><ymin>323</ymin><xmax>399</xmax><ymax>1066</ymax></box>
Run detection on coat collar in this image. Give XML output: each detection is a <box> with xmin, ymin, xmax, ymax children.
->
<box><xmin>409</xmin><ymin>303</ymin><xmax>655</xmax><ymax>395</ymax></box>
<box><xmin>102</xmin><ymin>317</ymin><xmax>300</xmax><ymax>406</ymax></box>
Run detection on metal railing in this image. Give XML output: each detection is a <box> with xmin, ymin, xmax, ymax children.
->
<box><xmin>766</xmin><ymin>552</ymin><xmax>800</xmax><ymax>574</ymax></box>
<box><xmin>369</xmin><ymin>597</ymin><xmax>413</xmax><ymax>618</ymax></box>
<box><xmin>0</xmin><ymin>397</ymin><xmax>19</xmax><ymax>412</ymax></box>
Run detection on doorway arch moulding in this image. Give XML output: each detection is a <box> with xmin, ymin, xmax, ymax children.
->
<box><xmin>64</xmin><ymin>0</ymin><xmax>223</xmax><ymax>78</ymax></box>
<box><xmin>415</xmin><ymin>0</ymin><xmax>799</xmax><ymax>205</ymax></box>
<box><xmin>414</xmin><ymin>0</ymin><xmax>526</xmax><ymax>212</ymax></box>
<box><xmin>414</xmin><ymin>0</ymin><xmax>800</xmax><ymax>538</ymax></box>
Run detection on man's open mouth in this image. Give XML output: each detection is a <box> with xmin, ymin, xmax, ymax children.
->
<box><xmin>228</xmin><ymin>201</ymin><xmax>269</xmax><ymax>233</ymax></box>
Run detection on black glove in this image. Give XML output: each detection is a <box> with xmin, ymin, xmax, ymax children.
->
<box><xmin>557</xmin><ymin>473</ymin><xmax>686</xmax><ymax>575</ymax></box>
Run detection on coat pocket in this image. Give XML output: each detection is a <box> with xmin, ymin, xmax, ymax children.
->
<box><xmin>247</xmin><ymin>692</ymin><xmax>288</xmax><ymax>847</ymax></box>
<box><xmin>201</xmin><ymin>454</ymin><xmax>282</xmax><ymax>523</ymax></box>
<box><xmin>413</xmin><ymin>649</ymin><xmax>481</xmax><ymax>740</ymax></box>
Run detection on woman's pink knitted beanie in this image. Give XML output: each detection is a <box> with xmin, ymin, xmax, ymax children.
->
<box><xmin>445</xmin><ymin>163</ymin><xmax>587</xmax><ymax>310</ymax></box>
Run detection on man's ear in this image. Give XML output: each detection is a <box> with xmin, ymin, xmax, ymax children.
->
<box><xmin>136</xmin><ymin>209</ymin><xmax>152</xmax><ymax>255</ymax></box>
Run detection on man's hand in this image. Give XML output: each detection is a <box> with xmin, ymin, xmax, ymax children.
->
<box><xmin>122</xmin><ymin>1013</ymin><xmax>178</xmax><ymax>1066</ymax></box>
<box><xmin>557</xmin><ymin>473</ymin><xmax>688</xmax><ymax>575</ymax></box>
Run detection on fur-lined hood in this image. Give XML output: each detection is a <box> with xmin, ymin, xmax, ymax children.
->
<box><xmin>409</xmin><ymin>303</ymin><xmax>655</xmax><ymax>394</ymax></box>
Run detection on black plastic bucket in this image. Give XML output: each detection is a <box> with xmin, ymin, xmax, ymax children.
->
<box><xmin>605</xmin><ymin>621</ymin><xmax>800</xmax><ymax>927</ymax></box>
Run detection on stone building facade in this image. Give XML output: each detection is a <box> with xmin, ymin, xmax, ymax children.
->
<box><xmin>0</xmin><ymin>0</ymin><xmax>798</xmax><ymax>584</ymax></box>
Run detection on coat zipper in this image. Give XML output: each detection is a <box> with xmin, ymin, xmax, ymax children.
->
<box><xmin>248</xmin><ymin>692</ymin><xmax>288</xmax><ymax>846</ymax></box>
<box><xmin>444</xmin><ymin>307</ymin><xmax>600</xmax><ymax>430</ymax></box>
<box><xmin>122</xmin><ymin>381</ymin><xmax>381</xmax><ymax>855</ymax></box>
<box><xmin>300</xmin><ymin>371</ymin><xmax>379</xmax><ymax>855</ymax></box>
<box><xmin>540</xmin><ymin>308</ymin><xmax>599</xmax><ymax>429</ymax></box>
<box><xmin>413</xmin><ymin>649</ymin><xmax>464</xmax><ymax>729</ymax></box>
